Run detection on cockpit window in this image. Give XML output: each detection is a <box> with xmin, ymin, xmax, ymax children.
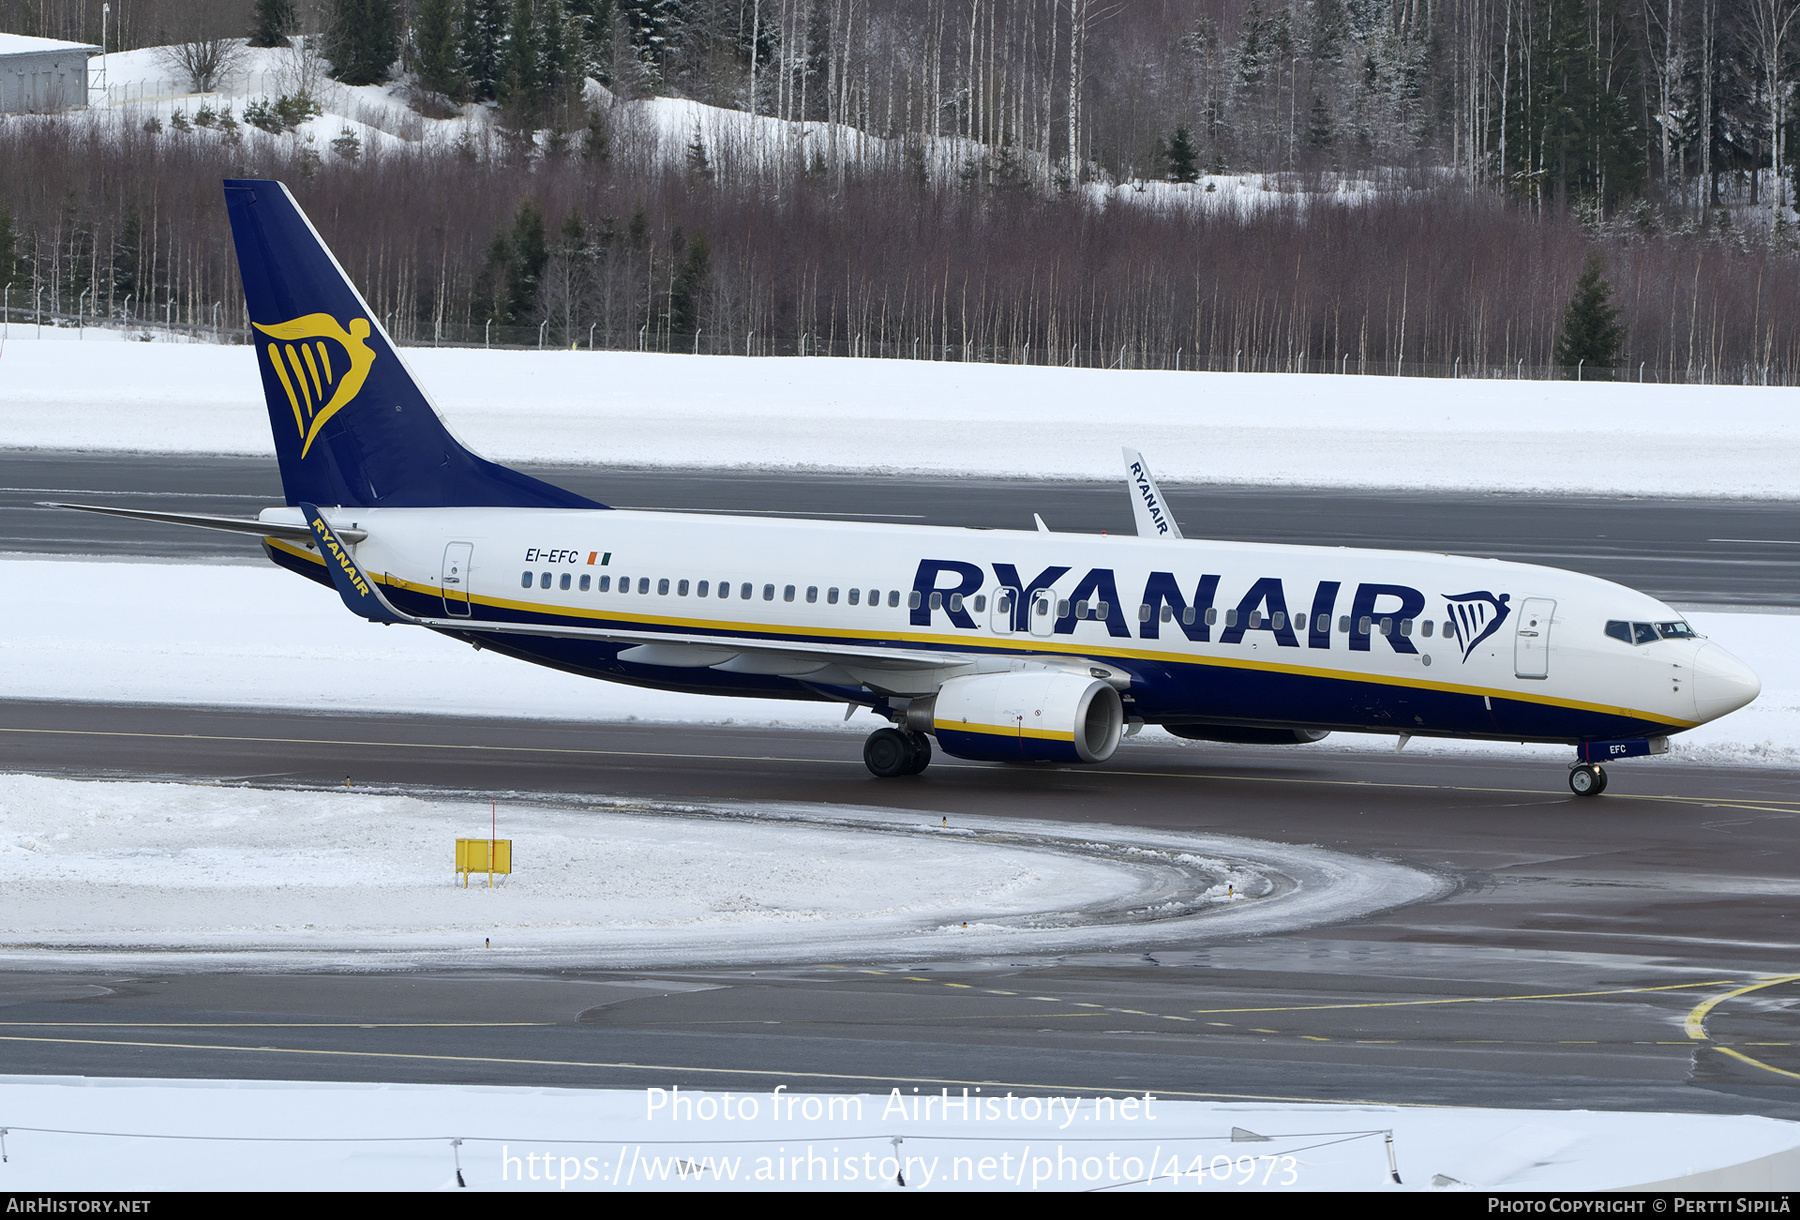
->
<box><xmin>1607</xmin><ymin>619</ymin><xmax>1697</xmax><ymax>645</ymax></box>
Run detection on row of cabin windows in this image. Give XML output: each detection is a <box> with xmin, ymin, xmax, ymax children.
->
<box><xmin>514</xmin><ymin>572</ymin><xmax>1462</xmax><ymax>639</ymax></box>
<box><xmin>522</xmin><ymin>571</ymin><xmax>904</xmax><ymax>606</ymax></box>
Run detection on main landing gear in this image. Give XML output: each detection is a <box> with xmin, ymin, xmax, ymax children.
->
<box><xmin>1568</xmin><ymin>763</ymin><xmax>1608</xmax><ymax>797</ymax></box>
<box><xmin>865</xmin><ymin>727</ymin><xmax>932</xmax><ymax>777</ymax></box>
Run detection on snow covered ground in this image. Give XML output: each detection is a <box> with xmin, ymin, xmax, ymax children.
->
<box><xmin>0</xmin><ymin>558</ymin><xmax>1791</xmax><ymax>765</ymax></box>
<box><xmin>2</xmin><ymin>333</ymin><xmax>1799</xmax><ymax>497</ymax></box>
<box><xmin>0</xmin><ymin>1076</ymin><xmax>1793</xmax><ymax>1190</ymax></box>
<box><xmin>0</xmin><ymin>774</ymin><xmax>1447</xmax><ymax>967</ymax></box>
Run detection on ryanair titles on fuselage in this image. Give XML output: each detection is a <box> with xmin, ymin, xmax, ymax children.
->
<box><xmin>906</xmin><ymin>558</ymin><xmax>1441</xmax><ymax>652</ymax></box>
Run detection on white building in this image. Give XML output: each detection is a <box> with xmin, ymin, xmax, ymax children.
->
<box><xmin>0</xmin><ymin>33</ymin><xmax>99</xmax><ymax>114</ymax></box>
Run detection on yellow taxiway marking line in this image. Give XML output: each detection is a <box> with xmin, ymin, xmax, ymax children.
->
<box><xmin>7</xmin><ymin>726</ymin><xmax>1798</xmax><ymax>811</ymax></box>
<box><xmin>0</xmin><ymin>1033</ymin><xmax>1378</xmax><ymax>1106</ymax></box>
<box><xmin>1712</xmin><ymin>1047</ymin><xmax>1800</xmax><ymax>1082</ymax></box>
<box><xmin>1682</xmin><ymin>974</ymin><xmax>1800</xmax><ymax>1084</ymax></box>
<box><xmin>1191</xmin><ymin>979</ymin><xmax>1737</xmax><ymax>1017</ymax></box>
<box><xmin>1683</xmin><ymin>974</ymin><xmax>1800</xmax><ymax>1041</ymax></box>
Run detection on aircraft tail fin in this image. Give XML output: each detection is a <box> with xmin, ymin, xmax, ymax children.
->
<box><xmin>223</xmin><ymin>179</ymin><xmax>601</xmax><ymax>511</ymax></box>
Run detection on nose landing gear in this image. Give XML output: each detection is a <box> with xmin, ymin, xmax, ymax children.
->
<box><xmin>864</xmin><ymin>727</ymin><xmax>932</xmax><ymax>777</ymax></box>
<box><xmin>1568</xmin><ymin>763</ymin><xmax>1608</xmax><ymax>797</ymax></box>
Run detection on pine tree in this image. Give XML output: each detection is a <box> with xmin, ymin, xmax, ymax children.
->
<box><xmin>1554</xmin><ymin>253</ymin><xmax>1626</xmax><ymax>374</ymax></box>
<box><xmin>668</xmin><ymin>229</ymin><xmax>710</xmax><ymax>340</ymax></box>
<box><xmin>565</xmin><ymin>0</ymin><xmax>615</xmax><ymax>82</ymax></box>
<box><xmin>497</xmin><ymin>0</ymin><xmax>541</xmax><ymax>119</ymax></box>
<box><xmin>462</xmin><ymin>0</ymin><xmax>507</xmax><ymax>102</ymax></box>
<box><xmin>0</xmin><ymin>206</ymin><xmax>20</xmax><ymax>293</ymax></box>
<box><xmin>249</xmin><ymin>0</ymin><xmax>298</xmax><ymax>48</ymax></box>
<box><xmin>414</xmin><ymin>0</ymin><xmax>465</xmax><ymax>98</ymax></box>
<box><xmin>506</xmin><ymin>200</ymin><xmax>549</xmax><ymax>323</ymax></box>
<box><xmin>325</xmin><ymin>0</ymin><xmax>401</xmax><ymax>86</ymax></box>
<box><xmin>1165</xmin><ymin>124</ymin><xmax>1199</xmax><ymax>182</ymax></box>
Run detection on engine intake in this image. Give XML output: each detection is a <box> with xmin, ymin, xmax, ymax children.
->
<box><xmin>918</xmin><ymin>672</ymin><xmax>1124</xmax><ymax>764</ymax></box>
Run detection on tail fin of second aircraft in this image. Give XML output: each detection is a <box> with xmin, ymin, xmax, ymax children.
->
<box><xmin>223</xmin><ymin>179</ymin><xmax>601</xmax><ymax>511</ymax></box>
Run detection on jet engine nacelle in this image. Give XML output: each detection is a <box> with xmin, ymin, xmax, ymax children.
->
<box><xmin>919</xmin><ymin>672</ymin><xmax>1125</xmax><ymax>764</ymax></box>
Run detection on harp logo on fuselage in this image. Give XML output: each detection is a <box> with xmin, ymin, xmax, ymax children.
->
<box><xmin>253</xmin><ymin>313</ymin><xmax>379</xmax><ymax>458</ymax></box>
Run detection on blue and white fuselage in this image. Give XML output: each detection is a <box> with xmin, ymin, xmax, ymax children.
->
<box><xmin>254</xmin><ymin>501</ymin><xmax>1758</xmax><ymax>766</ymax></box>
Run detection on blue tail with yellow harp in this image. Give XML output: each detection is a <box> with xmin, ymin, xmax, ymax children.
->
<box><xmin>222</xmin><ymin>179</ymin><xmax>601</xmax><ymax>511</ymax></box>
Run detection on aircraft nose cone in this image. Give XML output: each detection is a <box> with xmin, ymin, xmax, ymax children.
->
<box><xmin>1693</xmin><ymin>642</ymin><xmax>1760</xmax><ymax>722</ymax></box>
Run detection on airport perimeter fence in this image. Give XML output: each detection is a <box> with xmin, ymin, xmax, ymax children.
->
<box><xmin>4</xmin><ymin>303</ymin><xmax>1794</xmax><ymax>387</ymax></box>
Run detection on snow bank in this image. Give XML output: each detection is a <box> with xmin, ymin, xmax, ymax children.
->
<box><xmin>0</xmin><ymin>1076</ymin><xmax>1793</xmax><ymax>1190</ymax></box>
<box><xmin>1</xmin><ymin>336</ymin><xmax>1797</xmax><ymax>497</ymax></box>
<box><xmin>0</xmin><ymin>775</ymin><xmax>1449</xmax><ymax>967</ymax></box>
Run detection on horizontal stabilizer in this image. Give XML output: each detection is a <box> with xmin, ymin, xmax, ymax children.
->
<box><xmin>42</xmin><ymin>502</ymin><xmax>365</xmax><ymax>543</ymax></box>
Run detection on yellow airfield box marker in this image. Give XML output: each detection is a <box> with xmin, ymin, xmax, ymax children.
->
<box><xmin>456</xmin><ymin>838</ymin><xmax>512</xmax><ymax>888</ymax></box>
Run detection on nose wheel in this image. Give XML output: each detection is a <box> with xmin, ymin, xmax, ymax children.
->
<box><xmin>865</xmin><ymin>728</ymin><xmax>932</xmax><ymax>777</ymax></box>
<box><xmin>1568</xmin><ymin>764</ymin><xmax>1608</xmax><ymax>797</ymax></box>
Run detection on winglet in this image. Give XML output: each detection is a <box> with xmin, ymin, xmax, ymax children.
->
<box><xmin>1122</xmin><ymin>447</ymin><xmax>1183</xmax><ymax>540</ymax></box>
<box><xmin>300</xmin><ymin>502</ymin><xmax>411</xmax><ymax>624</ymax></box>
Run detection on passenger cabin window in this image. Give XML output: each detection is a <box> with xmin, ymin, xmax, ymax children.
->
<box><xmin>763</xmin><ymin>584</ymin><xmax>775</xmax><ymax>601</ymax></box>
<box><xmin>849</xmin><ymin>588</ymin><xmax>861</xmax><ymax>605</ymax></box>
<box><xmin>678</xmin><ymin>579</ymin><xmax>690</xmax><ymax>596</ymax></box>
<box><xmin>784</xmin><ymin>585</ymin><xmax>796</xmax><ymax>602</ymax></box>
<box><xmin>910</xmin><ymin>592</ymin><xmax>924</xmax><ymax>610</ymax></box>
<box><xmin>1182</xmin><ymin>607</ymin><xmax>1197</xmax><ymax>626</ymax></box>
<box><xmin>560</xmin><ymin>573</ymin><xmax>572</xmax><ymax>591</ymax></box>
<box><xmin>658</xmin><ymin>578</ymin><xmax>670</xmax><ymax>595</ymax></box>
<box><xmin>520</xmin><ymin>572</ymin><xmax>532</xmax><ymax>588</ymax></box>
<box><xmin>887</xmin><ymin>591</ymin><xmax>899</xmax><ymax>607</ymax></box>
<box><xmin>638</xmin><ymin>578</ymin><xmax>650</xmax><ymax>594</ymax></box>
<box><xmin>740</xmin><ymin>583</ymin><xmax>752</xmax><ymax>599</ymax></box>
<box><xmin>598</xmin><ymin>575</ymin><xmax>611</xmax><ymax>592</ymax></box>
<box><xmin>696</xmin><ymin>580</ymin><xmax>708</xmax><ymax>596</ymax></box>
<box><xmin>827</xmin><ymin>588</ymin><xmax>838</xmax><ymax>604</ymax></box>
<box><xmin>579</xmin><ymin>574</ymin><xmax>590</xmax><ymax>591</ymax></box>
<box><xmin>807</xmin><ymin>586</ymin><xmax>818</xmax><ymax>603</ymax></box>
<box><xmin>973</xmin><ymin>595</ymin><xmax>985</xmax><ymax>612</ymax></box>
<box><xmin>540</xmin><ymin>572</ymin><xmax>552</xmax><ymax>589</ymax></box>
<box><xmin>1420</xmin><ymin>620</ymin><xmax>1432</xmax><ymax>637</ymax></box>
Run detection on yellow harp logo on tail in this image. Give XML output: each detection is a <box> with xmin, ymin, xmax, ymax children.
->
<box><xmin>252</xmin><ymin>313</ymin><xmax>378</xmax><ymax>458</ymax></box>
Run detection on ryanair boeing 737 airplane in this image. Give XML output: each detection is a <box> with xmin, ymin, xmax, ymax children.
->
<box><xmin>54</xmin><ymin>181</ymin><xmax>1761</xmax><ymax>795</ymax></box>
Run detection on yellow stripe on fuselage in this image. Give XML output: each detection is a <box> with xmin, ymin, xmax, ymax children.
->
<box><xmin>263</xmin><ymin>537</ymin><xmax>1696</xmax><ymax>729</ymax></box>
